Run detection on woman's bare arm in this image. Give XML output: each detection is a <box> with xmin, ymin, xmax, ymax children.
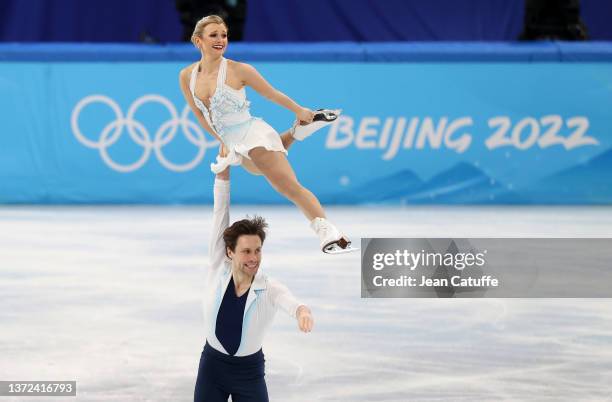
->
<box><xmin>237</xmin><ymin>62</ymin><xmax>314</xmax><ymax>123</ymax></box>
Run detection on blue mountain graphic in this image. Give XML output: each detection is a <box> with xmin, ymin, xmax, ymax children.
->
<box><xmin>339</xmin><ymin>169</ymin><xmax>423</xmax><ymax>204</ymax></box>
<box><xmin>338</xmin><ymin>162</ymin><xmax>523</xmax><ymax>204</ymax></box>
<box><xmin>403</xmin><ymin>162</ymin><xmax>523</xmax><ymax>204</ymax></box>
<box><xmin>519</xmin><ymin>148</ymin><xmax>612</xmax><ymax>204</ymax></box>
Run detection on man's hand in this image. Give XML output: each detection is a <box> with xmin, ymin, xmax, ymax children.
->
<box><xmin>296</xmin><ymin>305</ymin><xmax>314</xmax><ymax>333</ymax></box>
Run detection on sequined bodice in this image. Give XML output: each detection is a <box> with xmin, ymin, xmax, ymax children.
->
<box><xmin>189</xmin><ymin>58</ymin><xmax>252</xmax><ymax>138</ymax></box>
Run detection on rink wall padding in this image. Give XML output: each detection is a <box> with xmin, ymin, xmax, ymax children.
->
<box><xmin>1</xmin><ymin>43</ymin><xmax>611</xmax><ymax>204</ymax></box>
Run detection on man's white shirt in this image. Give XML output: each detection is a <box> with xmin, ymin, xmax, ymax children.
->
<box><xmin>203</xmin><ymin>178</ymin><xmax>303</xmax><ymax>356</ymax></box>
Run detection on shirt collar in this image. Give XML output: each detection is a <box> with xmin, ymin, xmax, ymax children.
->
<box><xmin>252</xmin><ymin>269</ymin><xmax>267</xmax><ymax>291</ymax></box>
<box><xmin>224</xmin><ymin>265</ymin><xmax>267</xmax><ymax>291</ymax></box>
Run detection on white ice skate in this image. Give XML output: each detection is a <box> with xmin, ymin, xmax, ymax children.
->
<box><xmin>291</xmin><ymin>109</ymin><xmax>342</xmax><ymax>141</ymax></box>
<box><xmin>310</xmin><ymin>217</ymin><xmax>358</xmax><ymax>254</ymax></box>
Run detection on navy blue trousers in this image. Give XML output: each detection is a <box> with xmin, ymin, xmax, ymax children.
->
<box><xmin>194</xmin><ymin>343</ymin><xmax>269</xmax><ymax>402</ymax></box>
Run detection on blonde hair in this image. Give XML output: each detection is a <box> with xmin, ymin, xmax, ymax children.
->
<box><xmin>191</xmin><ymin>15</ymin><xmax>228</xmax><ymax>47</ymax></box>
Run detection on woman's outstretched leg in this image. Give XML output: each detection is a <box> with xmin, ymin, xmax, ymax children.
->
<box><xmin>235</xmin><ymin>125</ymin><xmax>320</xmax><ymax>176</ymax></box>
<box><xmin>241</xmin><ymin>129</ymin><xmax>306</xmax><ymax>175</ymax></box>
<box><xmin>249</xmin><ymin>147</ymin><xmax>323</xmax><ymax>220</ymax></box>
<box><xmin>248</xmin><ymin>147</ymin><xmax>352</xmax><ymax>253</ymax></box>
<box><xmin>247</xmin><ymin>109</ymin><xmax>341</xmax><ymax>175</ymax></box>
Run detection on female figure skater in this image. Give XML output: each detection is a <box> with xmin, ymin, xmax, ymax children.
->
<box><xmin>178</xmin><ymin>15</ymin><xmax>354</xmax><ymax>254</ymax></box>
<box><xmin>193</xmin><ymin>164</ymin><xmax>313</xmax><ymax>401</ymax></box>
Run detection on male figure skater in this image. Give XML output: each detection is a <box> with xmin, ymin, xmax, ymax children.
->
<box><xmin>194</xmin><ymin>164</ymin><xmax>314</xmax><ymax>402</ymax></box>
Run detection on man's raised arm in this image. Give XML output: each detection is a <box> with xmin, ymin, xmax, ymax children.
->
<box><xmin>208</xmin><ymin>166</ymin><xmax>230</xmax><ymax>281</ymax></box>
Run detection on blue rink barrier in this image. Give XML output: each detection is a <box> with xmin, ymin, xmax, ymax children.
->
<box><xmin>1</xmin><ymin>43</ymin><xmax>611</xmax><ymax>204</ymax></box>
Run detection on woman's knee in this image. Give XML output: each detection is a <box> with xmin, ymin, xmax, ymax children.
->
<box><xmin>275</xmin><ymin>178</ymin><xmax>304</xmax><ymax>200</ymax></box>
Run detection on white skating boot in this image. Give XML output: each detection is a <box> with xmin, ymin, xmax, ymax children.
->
<box><xmin>291</xmin><ymin>109</ymin><xmax>342</xmax><ymax>141</ymax></box>
<box><xmin>310</xmin><ymin>217</ymin><xmax>358</xmax><ymax>254</ymax></box>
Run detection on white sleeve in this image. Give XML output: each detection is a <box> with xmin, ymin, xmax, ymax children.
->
<box><xmin>268</xmin><ymin>278</ymin><xmax>303</xmax><ymax>318</ymax></box>
<box><xmin>208</xmin><ymin>178</ymin><xmax>230</xmax><ymax>282</ymax></box>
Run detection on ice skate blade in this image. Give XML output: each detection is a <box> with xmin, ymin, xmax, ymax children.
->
<box><xmin>313</xmin><ymin>108</ymin><xmax>342</xmax><ymax>122</ymax></box>
<box><xmin>323</xmin><ymin>244</ymin><xmax>360</xmax><ymax>255</ymax></box>
<box><xmin>293</xmin><ymin>109</ymin><xmax>342</xmax><ymax>141</ymax></box>
<box><xmin>323</xmin><ymin>237</ymin><xmax>359</xmax><ymax>254</ymax></box>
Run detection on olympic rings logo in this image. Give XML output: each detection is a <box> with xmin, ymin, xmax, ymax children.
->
<box><xmin>70</xmin><ymin>94</ymin><xmax>218</xmax><ymax>172</ymax></box>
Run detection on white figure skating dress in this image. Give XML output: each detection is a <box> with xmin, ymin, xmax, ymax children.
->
<box><xmin>189</xmin><ymin>57</ymin><xmax>287</xmax><ymax>174</ymax></box>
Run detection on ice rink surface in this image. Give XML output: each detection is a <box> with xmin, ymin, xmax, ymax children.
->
<box><xmin>1</xmin><ymin>205</ymin><xmax>612</xmax><ymax>401</ymax></box>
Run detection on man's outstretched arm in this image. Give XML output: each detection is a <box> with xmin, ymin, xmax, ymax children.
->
<box><xmin>269</xmin><ymin>279</ymin><xmax>314</xmax><ymax>333</ymax></box>
<box><xmin>208</xmin><ymin>165</ymin><xmax>230</xmax><ymax>281</ymax></box>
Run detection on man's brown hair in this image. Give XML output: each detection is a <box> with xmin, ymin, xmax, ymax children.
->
<box><xmin>223</xmin><ymin>216</ymin><xmax>267</xmax><ymax>256</ymax></box>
